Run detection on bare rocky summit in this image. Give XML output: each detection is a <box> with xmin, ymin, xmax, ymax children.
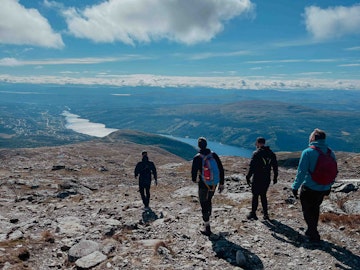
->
<box><xmin>0</xmin><ymin>140</ymin><xmax>359</xmax><ymax>270</ymax></box>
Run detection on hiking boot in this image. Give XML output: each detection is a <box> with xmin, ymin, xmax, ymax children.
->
<box><xmin>246</xmin><ymin>212</ymin><xmax>258</xmax><ymax>220</ymax></box>
<box><xmin>305</xmin><ymin>230</ymin><xmax>320</xmax><ymax>243</ymax></box>
<box><xmin>200</xmin><ymin>225</ymin><xmax>212</xmax><ymax>236</ymax></box>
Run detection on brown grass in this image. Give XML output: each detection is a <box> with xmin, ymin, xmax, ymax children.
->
<box><xmin>320</xmin><ymin>213</ymin><xmax>360</xmax><ymax>229</ymax></box>
<box><xmin>41</xmin><ymin>230</ymin><xmax>55</xmax><ymax>243</ymax></box>
<box><xmin>153</xmin><ymin>241</ymin><xmax>175</xmax><ymax>256</ymax></box>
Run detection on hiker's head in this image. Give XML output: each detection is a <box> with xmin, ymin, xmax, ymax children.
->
<box><xmin>141</xmin><ymin>151</ymin><xmax>149</xmax><ymax>161</ymax></box>
<box><xmin>198</xmin><ymin>137</ymin><xmax>207</xmax><ymax>150</ymax></box>
<box><xmin>309</xmin><ymin>128</ymin><xmax>326</xmax><ymax>143</ymax></box>
<box><xmin>255</xmin><ymin>137</ymin><xmax>265</xmax><ymax>147</ymax></box>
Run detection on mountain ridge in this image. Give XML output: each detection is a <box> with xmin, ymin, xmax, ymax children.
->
<box><xmin>0</xmin><ymin>134</ymin><xmax>359</xmax><ymax>269</ymax></box>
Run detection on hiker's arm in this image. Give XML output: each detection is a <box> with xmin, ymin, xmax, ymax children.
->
<box><xmin>152</xmin><ymin>163</ymin><xmax>157</xmax><ymax>181</ymax></box>
<box><xmin>191</xmin><ymin>156</ymin><xmax>200</xmax><ymax>182</ymax></box>
<box><xmin>134</xmin><ymin>163</ymin><xmax>139</xmax><ymax>178</ymax></box>
<box><xmin>213</xmin><ymin>153</ymin><xmax>225</xmax><ymax>185</ymax></box>
<box><xmin>292</xmin><ymin>150</ymin><xmax>310</xmax><ymax>190</ymax></box>
<box><xmin>272</xmin><ymin>152</ymin><xmax>279</xmax><ymax>183</ymax></box>
<box><xmin>246</xmin><ymin>153</ymin><xmax>256</xmax><ymax>180</ymax></box>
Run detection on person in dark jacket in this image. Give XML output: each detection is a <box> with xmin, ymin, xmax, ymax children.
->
<box><xmin>191</xmin><ymin>137</ymin><xmax>225</xmax><ymax>236</ymax></box>
<box><xmin>134</xmin><ymin>151</ymin><xmax>157</xmax><ymax>209</ymax></box>
<box><xmin>292</xmin><ymin>128</ymin><xmax>336</xmax><ymax>242</ymax></box>
<box><xmin>246</xmin><ymin>137</ymin><xmax>278</xmax><ymax>220</ymax></box>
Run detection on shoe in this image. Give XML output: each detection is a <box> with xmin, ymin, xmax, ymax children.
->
<box><xmin>200</xmin><ymin>225</ymin><xmax>212</xmax><ymax>236</ymax></box>
<box><xmin>305</xmin><ymin>230</ymin><xmax>320</xmax><ymax>242</ymax></box>
<box><xmin>263</xmin><ymin>214</ymin><xmax>270</xmax><ymax>220</ymax></box>
<box><xmin>246</xmin><ymin>212</ymin><xmax>258</xmax><ymax>220</ymax></box>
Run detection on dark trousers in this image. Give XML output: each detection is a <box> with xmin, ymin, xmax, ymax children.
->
<box><xmin>199</xmin><ymin>187</ymin><xmax>215</xmax><ymax>222</ymax></box>
<box><xmin>300</xmin><ymin>185</ymin><xmax>328</xmax><ymax>239</ymax></box>
<box><xmin>251</xmin><ymin>191</ymin><xmax>268</xmax><ymax>215</ymax></box>
<box><xmin>139</xmin><ymin>185</ymin><xmax>150</xmax><ymax>208</ymax></box>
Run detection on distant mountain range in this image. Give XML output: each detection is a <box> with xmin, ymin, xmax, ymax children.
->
<box><xmin>1</xmin><ymin>83</ymin><xmax>359</xmax><ymax>153</ymax></box>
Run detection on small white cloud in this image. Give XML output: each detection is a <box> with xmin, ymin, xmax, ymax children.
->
<box><xmin>304</xmin><ymin>4</ymin><xmax>360</xmax><ymax>40</ymax></box>
<box><xmin>0</xmin><ymin>0</ymin><xmax>64</xmax><ymax>48</ymax></box>
<box><xmin>345</xmin><ymin>46</ymin><xmax>360</xmax><ymax>51</ymax></box>
<box><xmin>62</xmin><ymin>0</ymin><xmax>254</xmax><ymax>45</ymax></box>
<box><xmin>0</xmin><ymin>57</ymin><xmax>22</xmax><ymax>66</ymax></box>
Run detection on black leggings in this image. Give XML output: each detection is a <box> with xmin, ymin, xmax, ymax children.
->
<box><xmin>251</xmin><ymin>191</ymin><xmax>268</xmax><ymax>215</ymax></box>
<box><xmin>199</xmin><ymin>187</ymin><xmax>215</xmax><ymax>222</ymax></box>
<box><xmin>139</xmin><ymin>185</ymin><xmax>150</xmax><ymax>208</ymax></box>
<box><xmin>300</xmin><ymin>185</ymin><xmax>329</xmax><ymax>237</ymax></box>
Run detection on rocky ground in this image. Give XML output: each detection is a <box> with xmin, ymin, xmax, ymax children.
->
<box><xmin>0</xmin><ymin>140</ymin><xmax>359</xmax><ymax>270</ymax></box>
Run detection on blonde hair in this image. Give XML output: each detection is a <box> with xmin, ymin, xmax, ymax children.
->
<box><xmin>309</xmin><ymin>128</ymin><xmax>326</xmax><ymax>143</ymax></box>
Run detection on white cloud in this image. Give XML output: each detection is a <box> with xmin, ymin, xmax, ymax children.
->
<box><xmin>62</xmin><ymin>0</ymin><xmax>254</xmax><ymax>45</ymax></box>
<box><xmin>187</xmin><ymin>50</ymin><xmax>251</xmax><ymax>60</ymax></box>
<box><xmin>0</xmin><ymin>73</ymin><xmax>359</xmax><ymax>91</ymax></box>
<box><xmin>0</xmin><ymin>56</ymin><xmax>149</xmax><ymax>66</ymax></box>
<box><xmin>304</xmin><ymin>4</ymin><xmax>360</xmax><ymax>40</ymax></box>
<box><xmin>345</xmin><ymin>46</ymin><xmax>360</xmax><ymax>51</ymax></box>
<box><xmin>0</xmin><ymin>57</ymin><xmax>22</xmax><ymax>66</ymax></box>
<box><xmin>0</xmin><ymin>0</ymin><xmax>64</xmax><ymax>48</ymax></box>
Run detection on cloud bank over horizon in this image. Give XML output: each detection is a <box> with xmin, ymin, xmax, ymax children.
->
<box><xmin>1</xmin><ymin>73</ymin><xmax>359</xmax><ymax>91</ymax></box>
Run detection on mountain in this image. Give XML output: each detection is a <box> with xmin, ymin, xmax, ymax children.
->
<box><xmin>100</xmin><ymin>129</ymin><xmax>197</xmax><ymax>160</ymax></box>
<box><xmin>1</xmin><ymin>83</ymin><xmax>360</xmax><ymax>153</ymax></box>
<box><xmin>0</xmin><ymin>136</ymin><xmax>359</xmax><ymax>269</ymax></box>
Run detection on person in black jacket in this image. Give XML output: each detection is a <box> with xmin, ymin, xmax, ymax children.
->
<box><xmin>191</xmin><ymin>137</ymin><xmax>225</xmax><ymax>236</ymax></box>
<box><xmin>134</xmin><ymin>151</ymin><xmax>157</xmax><ymax>209</ymax></box>
<box><xmin>246</xmin><ymin>137</ymin><xmax>278</xmax><ymax>220</ymax></box>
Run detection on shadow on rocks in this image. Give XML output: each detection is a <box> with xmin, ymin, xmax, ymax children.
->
<box><xmin>141</xmin><ymin>208</ymin><xmax>159</xmax><ymax>224</ymax></box>
<box><xmin>263</xmin><ymin>219</ymin><xmax>360</xmax><ymax>270</ymax></box>
<box><xmin>209</xmin><ymin>233</ymin><xmax>264</xmax><ymax>270</ymax></box>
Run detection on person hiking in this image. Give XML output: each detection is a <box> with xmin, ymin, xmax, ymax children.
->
<box><xmin>191</xmin><ymin>137</ymin><xmax>225</xmax><ymax>236</ymax></box>
<box><xmin>134</xmin><ymin>151</ymin><xmax>157</xmax><ymax>210</ymax></box>
<box><xmin>246</xmin><ymin>137</ymin><xmax>278</xmax><ymax>220</ymax></box>
<box><xmin>291</xmin><ymin>128</ymin><xmax>337</xmax><ymax>242</ymax></box>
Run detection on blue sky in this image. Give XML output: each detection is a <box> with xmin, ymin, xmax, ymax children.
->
<box><xmin>0</xmin><ymin>0</ymin><xmax>359</xmax><ymax>90</ymax></box>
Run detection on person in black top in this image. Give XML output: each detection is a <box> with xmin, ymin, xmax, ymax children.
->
<box><xmin>134</xmin><ymin>151</ymin><xmax>157</xmax><ymax>209</ymax></box>
<box><xmin>192</xmin><ymin>137</ymin><xmax>225</xmax><ymax>236</ymax></box>
<box><xmin>246</xmin><ymin>137</ymin><xmax>278</xmax><ymax>220</ymax></box>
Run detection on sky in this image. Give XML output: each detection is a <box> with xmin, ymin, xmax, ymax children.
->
<box><xmin>0</xmin><ymin>0</ymin><xmax>359</xmax><ymax>90</ymax></box>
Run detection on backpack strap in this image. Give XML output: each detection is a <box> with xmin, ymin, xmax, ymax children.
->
<box><xmin>309</xmin><ymin>145</ymin><xmax>331</xmax><ymax>156</ymax></box>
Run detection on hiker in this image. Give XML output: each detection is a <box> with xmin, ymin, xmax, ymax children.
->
<box><xmin>134</xmin><ymin>151</ymin><xmax>157</xmax><ymax>210</ymax></box>
<box><xmin>191</xmin><ymin>137</ymin><xmax>225</xmax><ymax>236</ymax></box>
<box><xmin>291</xmin><ymin>128</ymin><xmax>337</xmax><ymax>242</ymax></box>
<box><xmin>246</xmin><ymin>137</ymin><xmax>278</xmax><ymax>220</ymax></box>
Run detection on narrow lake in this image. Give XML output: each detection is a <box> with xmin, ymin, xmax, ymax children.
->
<box><xmin>162</xmin><ymin>135</ymin><xmax>253</xmax><ymax>158</ymax></box>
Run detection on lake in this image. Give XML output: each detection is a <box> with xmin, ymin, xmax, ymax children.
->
<box><xmin>162</xmin><ymin>135</ymin><xmax>253</xmax><ymax>158</ymax></box>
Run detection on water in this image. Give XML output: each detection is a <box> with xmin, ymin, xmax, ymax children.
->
<box><xmin>162</xmin><ymin>135</ymin><xmax>253</xmax><ymax>158</ymax></box>
<box><xmin>61</xmin><ymin>111</ymin><xmax>253</xmax><ymax>157</ymax></box>
<box><xmin>61</xmin><ymin>111</ymin><xmax>118</xmax><ymax>137</ymax></box>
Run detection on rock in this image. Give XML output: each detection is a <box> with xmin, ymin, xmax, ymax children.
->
<box><xmin>342</xmin><ymin>199</ymin><xmax>360</xmax><ymax>214</ymax></box>
<box><xmin>8</xmin><ymin>229</ymin><xmax>23</xmax><ymax>240</ymax></box>
<box><xmin>57</xmin><ymin>216</ymin><xmax>86</xmax><ymax>236</ymax></box>
<box><xmin>334</xmin><ymin>183</ymin><xmax>357</xmax><ymax>193</ymax></box>
<box><xmin>52</xmin><ymin>165</ymin><xmax>65</xmax><ymax>171</ymax></box>
<box><xmin>75</xmin><ymin>251</ymin><xmax>107</xmax><ymax>269</ymax></box>
<box><xmin>68</xmin><ymin>239</ymin><xmax>100</xmax><ymax>262</ymax></box>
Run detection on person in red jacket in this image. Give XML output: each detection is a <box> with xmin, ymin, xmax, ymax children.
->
<box><xmin>191</xmin><ymin>137</ymin><xmax>225</xmax><ymax>236</ymax></box>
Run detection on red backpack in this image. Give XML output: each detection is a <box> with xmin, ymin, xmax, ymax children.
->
<box><xmin>310</xmin><ymin>146</ymin><xmax>338</xmax><ymax>185</ymax></box>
